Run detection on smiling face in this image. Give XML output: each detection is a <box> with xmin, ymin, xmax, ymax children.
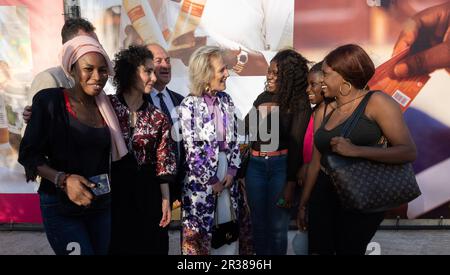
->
<box><xmin>147</xmin><ymin>44</ymin><xmax>171</xmax><ymax>89</ymax></box>
<box><xmin>321</xmin><ymin>61</ymin><xmax>344</xmax><ymax>98</ymax></box>
<box><xmin>208</xmin><ymin>56</ymin><xmax>229</xmax><ymax>92</ymax></box>
<box><xmin>72</xmin><ymin>52</ymin><xmax>109</xmax><ymax>96</ymax></box>
<box><xmin>265</xmin><ymin>61</ymin><xmax>278</xmax><ymax>93</ymax></box>
<box><xmin>306</xmin><ymin>71</ymin><xmax>324</xmax><ymax>105</ymax></box>
<box><xmin>134</xmin><ymin>58</ymin><xmax>157</xmax><ymax>94</ymax></box>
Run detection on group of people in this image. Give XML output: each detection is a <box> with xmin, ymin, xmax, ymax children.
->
<box><xmin>18</xmin><ymin>14</ymin><xmax>422</xmax><ymax>255</ymax></box>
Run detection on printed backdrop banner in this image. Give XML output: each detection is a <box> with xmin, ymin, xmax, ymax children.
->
<box><xmin>0</xmin><ymin>0</ymin><xmax>449</xmax><ymax>223</ymax></box>
<box><xmin>0</xmin><ymin>0</ymin><xmax>64</xmax><ymax>223</ymax></box>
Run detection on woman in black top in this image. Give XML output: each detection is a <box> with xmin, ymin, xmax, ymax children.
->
<box><xmin>18</xmin><ymin>37</ymin><xmax>117</xmax><ymax>255</ymax></box>
<box><xmin>297</xmin><ymin>44</ymin><xmax>417</xmax><ymax>255</ymax></box>
<box><xmin>244</xmin><ymin>49</ymin><xmax>312</xmax><ymax>255</ymax></box>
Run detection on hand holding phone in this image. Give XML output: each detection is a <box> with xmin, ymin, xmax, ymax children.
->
<box><xmin>88</xmin><ymin>174</ymin><xmax>111</xmax><ymax>196</ymax></box>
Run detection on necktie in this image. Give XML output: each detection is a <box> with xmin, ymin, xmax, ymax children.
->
<box><xmin>156</xmin><ymin>93</ymin><xmax>172</xmax><ymax>124</ymax></box>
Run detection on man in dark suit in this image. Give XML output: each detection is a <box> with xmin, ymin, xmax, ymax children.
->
<box><xmin>146</xmin><ymin>43</ymin><xmax>185</xmax><ymax>206</ymax></box>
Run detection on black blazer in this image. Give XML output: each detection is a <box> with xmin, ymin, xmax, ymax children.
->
<box><xmin>18</xmin><ymin>88</ymin><xmax>111</xmax><ymax>196</ymax></box>
<box><xmin>146</xmin><ymin>87</ymin><xmax>185</xmax><ymax>203</ymax></box>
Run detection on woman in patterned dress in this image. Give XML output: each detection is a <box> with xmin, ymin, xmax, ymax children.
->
<box><xmin>109</xmin><ymin>45</ymin><xmax>177</xmax><ymax>254</ymax></box>
<box><xmin>179</xmin><ymin>46</ymin><xmax>241</xmax><ymax>255</ymax></box>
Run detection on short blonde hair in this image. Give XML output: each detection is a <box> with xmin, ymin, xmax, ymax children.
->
<box><xmin>188</xmin><ymin>46</ymin><xmax>224</xmax><ymax>96</ymax></box>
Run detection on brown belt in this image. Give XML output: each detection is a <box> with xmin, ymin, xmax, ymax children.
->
<box><xmin>251</xmin><ymin>149</ymin><xmax>288</xmax><ymax>158</ymax></box>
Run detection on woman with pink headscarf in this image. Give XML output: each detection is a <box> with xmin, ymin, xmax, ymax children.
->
<box><xmin>18</xmin><ymin>35</ymin><xmax>124</xmax><ymax>255</ymax></box>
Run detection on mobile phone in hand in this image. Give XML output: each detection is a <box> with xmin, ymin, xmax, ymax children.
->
<box><xmin>89</xmin><ymin>174</ymin><xmax>111</xmax><ymax>196</ymax></box>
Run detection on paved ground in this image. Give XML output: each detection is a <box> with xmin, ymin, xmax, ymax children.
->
<box><xmin>1</xmin><ymin>229</ymin><xmax>450</xmax><ymax>255</ymax></box>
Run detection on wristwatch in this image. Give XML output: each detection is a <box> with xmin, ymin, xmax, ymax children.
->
<box><xmin>232</xmin><ymin>48</ymin><xmax>248</xmax><ymax>74</ymax></box>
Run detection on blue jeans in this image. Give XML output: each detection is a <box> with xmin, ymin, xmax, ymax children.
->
<box><xmin>245</xmin><ymin>155</ymin><xmax>291</xmax><ymax>255</ymax></box>
<box><xmin>39</xmin><ymin>192</ymin><xmax>111</xmax><ymax>255</ymax></box>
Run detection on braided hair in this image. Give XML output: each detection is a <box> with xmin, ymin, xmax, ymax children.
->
<box><xmin>271</xmin><ymin>49</ymin><xmax>311</xmax><ymax>114</ymax></box>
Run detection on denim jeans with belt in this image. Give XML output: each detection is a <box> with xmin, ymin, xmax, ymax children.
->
<box><xmin>39</xmin><ymin>192</ymin><xmax>111</xmax><ymax>255</ymax></box>
<box><xmin>245</xmin><ymin>154</ymin><xmax>290</xmax><ymax>255</ymax></box>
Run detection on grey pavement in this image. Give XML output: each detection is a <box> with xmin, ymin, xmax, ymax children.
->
<box><xmin>1</xmin><ymin>229</ymin><xmax>450</xmax><ymax>255</ymax></box>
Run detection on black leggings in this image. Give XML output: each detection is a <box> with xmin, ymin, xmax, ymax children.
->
<box><xmin>308</xmin><ymin>171</ymin><xmax>385</xmax><ymax>255</ymax></box>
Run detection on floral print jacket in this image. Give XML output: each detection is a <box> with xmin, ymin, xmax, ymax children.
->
<box><xmin>178</xmin><ymin>92</ymin><xmax>241</xmax><ymax>240</ymax></box>
<box><xmin>109</xmin><ymin>94</ymin><xmax>177</xmax><ymax>182</ymax></box>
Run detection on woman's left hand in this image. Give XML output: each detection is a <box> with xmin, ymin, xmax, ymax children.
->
<box><xmin>330</xmin><ymin>137</ymin><xmax>359</xmax><ymax>157</ymax></box>
<box><xmin>222</xmin><ymin>175</ymin><xmax>234</xmax><ymax>189</ymax></box>
<box><xmin>159</xmin><ymin>199</ymin><xmax>171</xmax><ymax>228</ymax></box>
<box><xmin>297</xmin><ymin>164</ymin><xmax>308</xmax><ymax>187</ymax></box>
<box><xmin>278</xmin><ymin>181</ymin><xmax>296</xmax><ymax>209</ymax></box>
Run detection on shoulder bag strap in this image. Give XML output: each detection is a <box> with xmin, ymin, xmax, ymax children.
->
<box><xmin>340</xmin><ymin>91</ymin><xmax>375</xmax><ymax>138</ymax></box>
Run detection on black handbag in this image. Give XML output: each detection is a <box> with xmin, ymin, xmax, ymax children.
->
<box><xmin>323</xmin><ymin>91</ymin><xmax>421</xmax><ymax>213</ymax></box>
<box><xmin>211</xmin><ymin>192</ymin><xmax>239</xmax><ymax>249</ymax></box>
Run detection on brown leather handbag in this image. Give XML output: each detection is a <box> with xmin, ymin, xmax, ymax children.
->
<box><xmin>324</xmin><ymin>92</ymin><xmax>421</xmax><ymax>213</ymax></box>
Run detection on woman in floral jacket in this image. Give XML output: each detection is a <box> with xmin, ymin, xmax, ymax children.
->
<box><xmin>179</xmin><ymin>46</ymin><xmax>241</xmax><ymax>255</ymax></box>
<box><xmin>109</xmin><ymin>45</ymin><xmax>176</xmax><ymax>254</ymax></box>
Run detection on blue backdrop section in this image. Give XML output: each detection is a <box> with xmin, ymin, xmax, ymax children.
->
<box><xmin>405</xmin><ymin>108</ymin><xmax>450</xmax><ymax>174</ymax></box>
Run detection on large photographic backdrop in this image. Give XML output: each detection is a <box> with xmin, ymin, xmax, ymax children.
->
<box><xmin>0</xmin><ymin>0</ymin><xmax>64</xmax><ymax>223</ymax></box>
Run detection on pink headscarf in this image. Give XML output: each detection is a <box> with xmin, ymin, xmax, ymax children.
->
<box><xmin>60</xmin><ymin>35</ymin><xmax>113</xmax><ymax>78</ymax></box>
<box><xmin>60</xmin><ymin>35</ymin><xmax>127</xmax><ymax>161</ymax></box>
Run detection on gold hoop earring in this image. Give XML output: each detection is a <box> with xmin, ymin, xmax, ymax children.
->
<box><xmin>205</xmin><ymin>85</ymin><xmax>211</xmax><ymax>93</ymax></box>
<box><xmin>339</xmin><ymin>81</ymin><xmax>352</xmax><ymax>96</ymax></box>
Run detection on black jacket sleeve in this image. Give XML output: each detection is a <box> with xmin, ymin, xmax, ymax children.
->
<box><xmin>18</xmin><ymin>90</ymin><xmax>53</xmax><ymax>182</ymax></box>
